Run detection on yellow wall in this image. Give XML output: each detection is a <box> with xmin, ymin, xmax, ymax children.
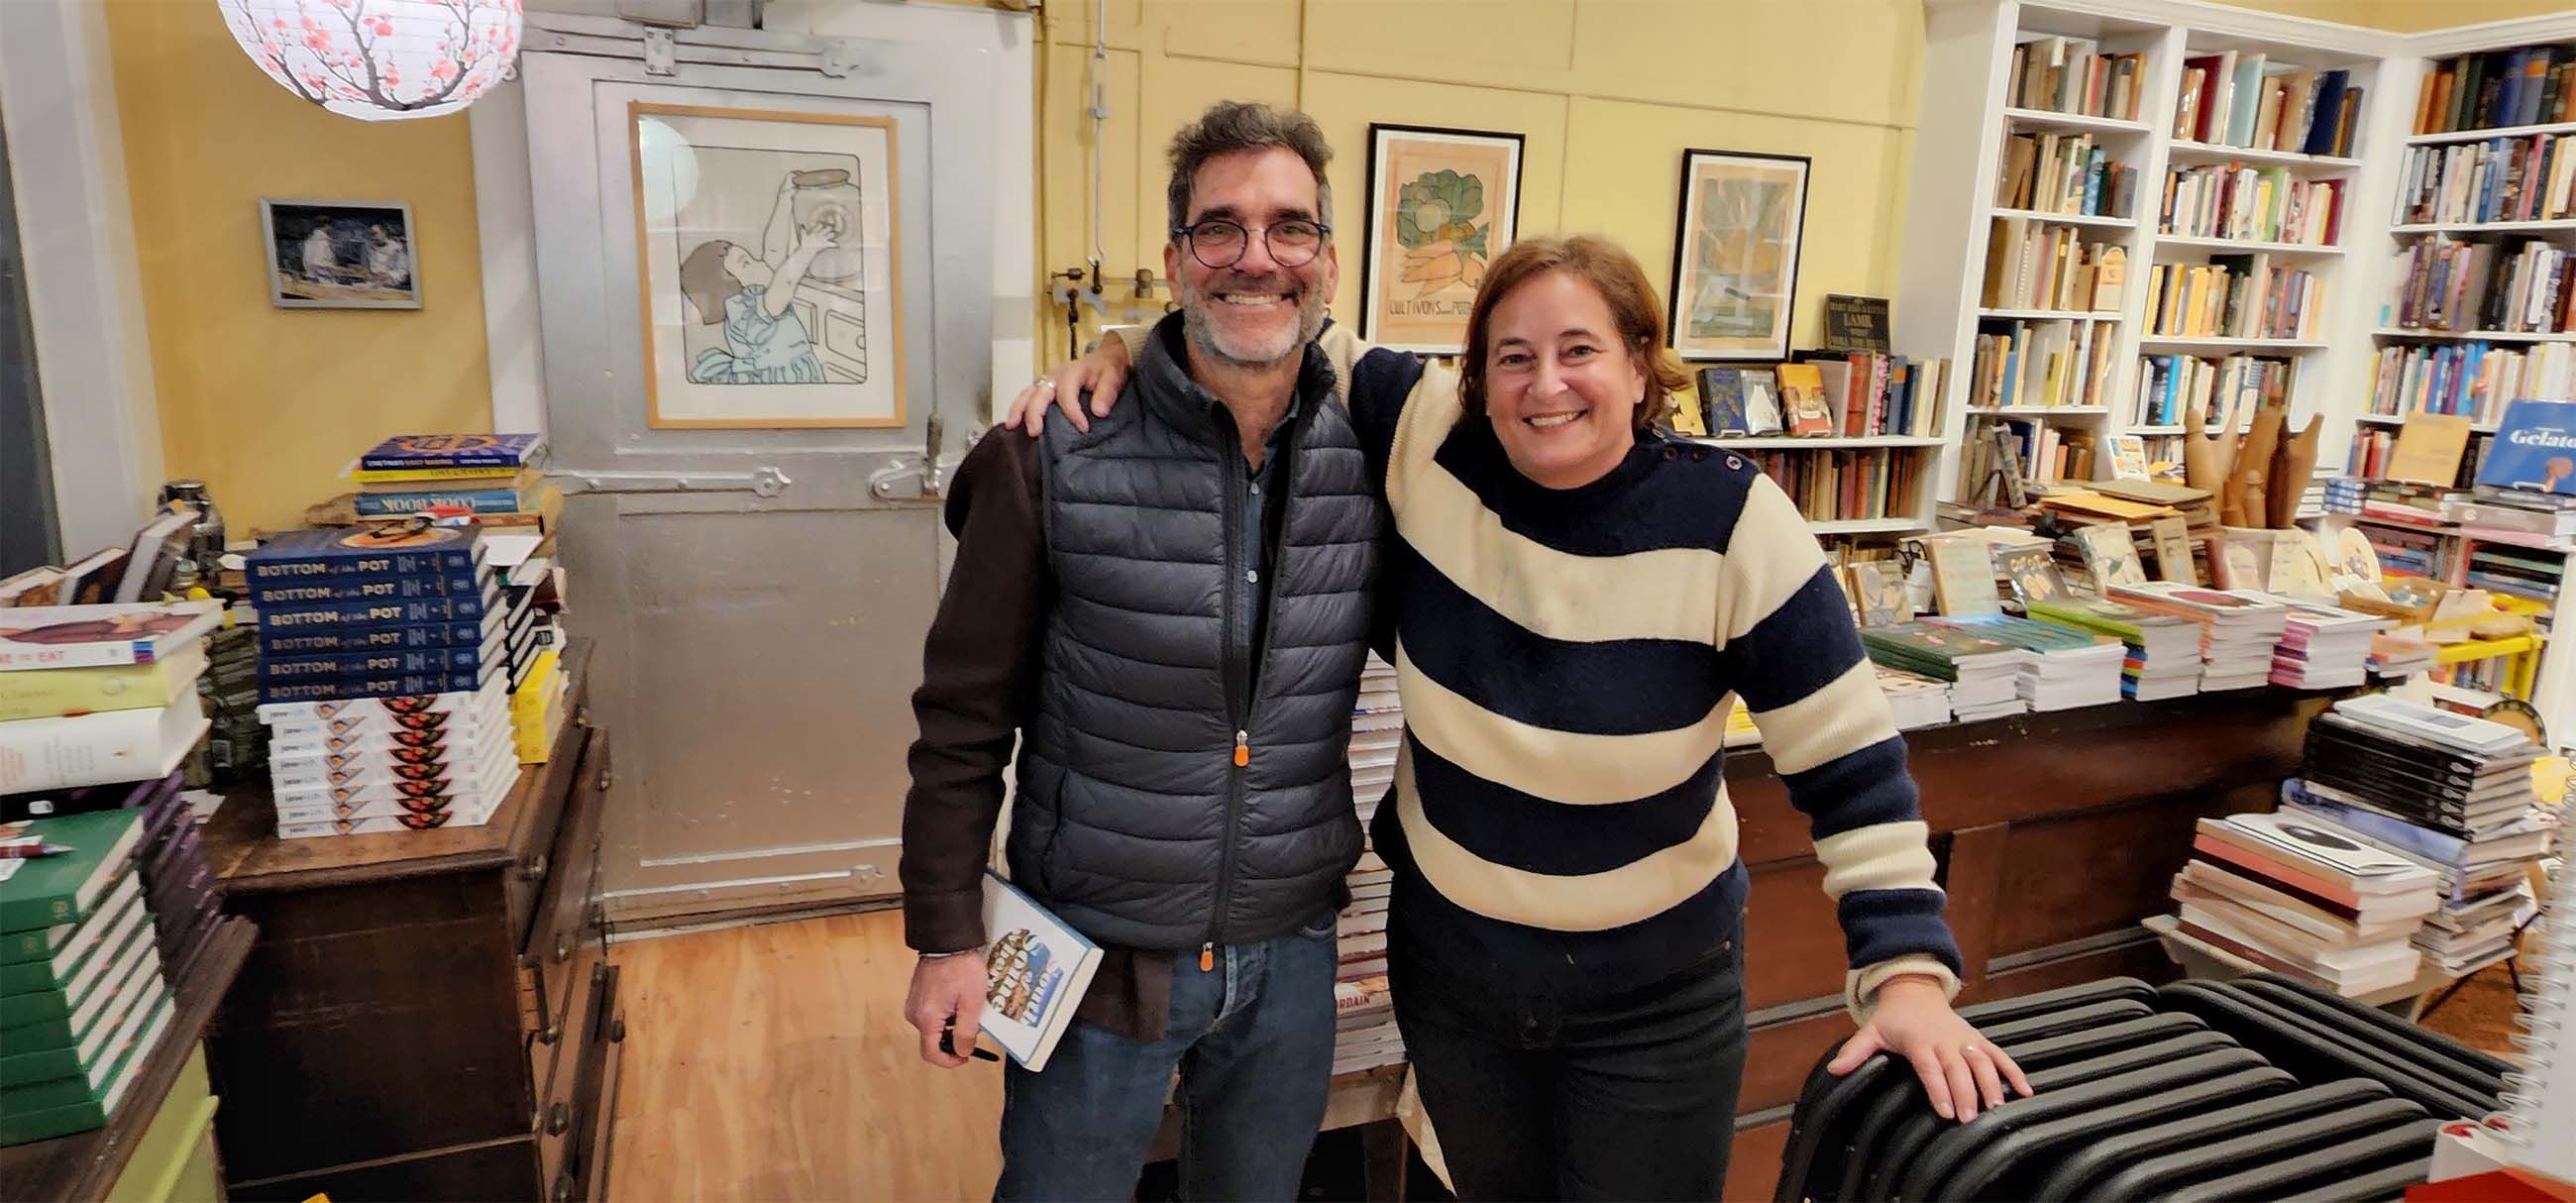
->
<box><xmin>103</xmin><ymin>0</ymin><xmax>490</xmax><ymax>536</ymax></box>
<box><xmin>2217</xmin><ymin>0</ymin><xmax>2572</xmax><ymax>33</ymax></box>
<box><xmin>1031</xmin><ymin>0</ymin><xmax>1929</xmax><ymax>368</ymax></box>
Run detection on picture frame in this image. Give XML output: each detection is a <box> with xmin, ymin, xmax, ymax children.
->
<box><xmin>628</xmin><ymin>102</ymin><xmax>908</xmax><ymax>430</ymax></box>
<box><xmin>261</xmin><ymin>198</ymin><xmax>420</xmax><ymax>310</ymax></box>
<box><xmin>1667</xmin><ymin>149</ymin><xmax>1810</xmax><ymax>362</ymax></box>
<box><xmin>1360</xmin><ymin>123</ymin><xmax>1525</xmax><ymax>355</ymax></box>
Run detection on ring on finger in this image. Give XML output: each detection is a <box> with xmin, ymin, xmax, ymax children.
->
<box><xmin>1032</xmin><ymin>378</ymin><xmax>1057</xmax><ymax>389</ymax></box>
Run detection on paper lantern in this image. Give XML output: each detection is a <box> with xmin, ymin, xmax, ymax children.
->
<box><xmin>218</xmin><ymin>0</ymin><xmax>522</xmax><ymax>122</ymax></box>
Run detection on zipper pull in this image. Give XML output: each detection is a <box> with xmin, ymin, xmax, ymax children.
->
<box><xmin>1234</xmin><ymin>729</ymin><xmax>1249</xmax><ymax>768</ymax></box>
<box><xmin>1200</xmin><ymin>942</ymin><xmax>1215</xmax><ymax>971</ymax></box>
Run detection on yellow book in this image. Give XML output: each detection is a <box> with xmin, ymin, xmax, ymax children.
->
<box><xmin>350</xmin><ymin>464</ymin><xmax>545</xmax><ymax>490</ymax></box>
<box><xmin>0</xmin><ymin>644</ymin><xmax>206</xmax><ymax>722</ymax></box>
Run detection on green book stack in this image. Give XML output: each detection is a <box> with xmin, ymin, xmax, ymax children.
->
<box><xmin>1859</xmin><ymin>622</ymin><xmax>2026</xmax><ymax>682</ymax></box>
<box><xmin>0</xmin><ymin>810</ymin><xmax>173</xmax><ymax>1146</ymax></box>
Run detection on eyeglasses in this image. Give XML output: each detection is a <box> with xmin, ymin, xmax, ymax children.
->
<box><xmin>1172</xmin><ymin>218</ymin><xmax>1330</xmax><ymax>270</ymax></box>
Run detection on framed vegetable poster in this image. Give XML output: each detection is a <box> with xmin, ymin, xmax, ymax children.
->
<box><xmin>1668</xmin><ymin>149</ymin><xmax>1810</xmax><ymax>362</ymax></box>
<box><xmin>1359</xmin><ymin>124</ymin><xmax>1524</xmax><ymax>355</ymax></box>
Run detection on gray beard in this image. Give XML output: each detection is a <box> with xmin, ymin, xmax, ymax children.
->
<box><xmin>1179</xmin><ymin>286</ymin><xmax>1328</xmax><ymax>370</ymax></box>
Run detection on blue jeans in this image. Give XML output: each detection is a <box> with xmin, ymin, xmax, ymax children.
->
<box><xmin>994</xmin><ymin>912</ymin><xmax>1339</xmax><ymax>1202</ymax></box>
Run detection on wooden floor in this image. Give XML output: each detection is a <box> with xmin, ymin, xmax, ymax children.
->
<box><xmin>606</xmin><ymin>908</ymin><xmax>1004</xmax><ymax>1201</ymax></box>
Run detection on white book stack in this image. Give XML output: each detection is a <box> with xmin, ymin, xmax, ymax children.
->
<box><xmin>256</xmin><ymin>676</ymin><xmax>521</xmax><ymax>839</ymax></box>
<box><xmin>1873</xmin><ymin>666</ymin><xmax>1954</xmax><ymax>730</ymax></box>
<box><xmin>2108</xmin><ymin>584</ymin><xmax>2289</xmax><ymax>692</ymax></box>
<box><xmin>2267</xmin><ymin>601</ymin><xmax>2386</xmax><ymax>690</ymax></box>
<box><xmin>1336</xmin><ymin>655</ymin><xmax>1404</xmax><ymax>1076</ymax></box>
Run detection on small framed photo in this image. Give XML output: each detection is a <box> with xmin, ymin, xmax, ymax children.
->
<box><xmin>1667</xmin><ymin>149</ymin><xmax>1810</xmax><ymax>361</ymax></box>
<box><xmin>1360</xmin><ymin>123</ymin><xmax>1525</xmax><ymax>356</ymax></box>
<box><xmin>262</xmin><ymin>199</ymin><xmax>420</xmax><ymax>310</ymax></box>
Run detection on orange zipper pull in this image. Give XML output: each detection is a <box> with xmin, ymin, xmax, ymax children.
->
<box><xmin>1234</xmin><ymin>729</ymin><xmax>1249</xmax><ymax>768</ymax></box>
<box><xmin>1200</xmin><ymin>942</ymin><xmax>1215</xmax><ymax>971</ymax></box>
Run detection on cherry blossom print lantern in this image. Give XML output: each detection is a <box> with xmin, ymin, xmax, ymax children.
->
<box><xmin>218</xmin><ymin>0</ymin><xmax>523</xmax><ymax>122</ymax></box>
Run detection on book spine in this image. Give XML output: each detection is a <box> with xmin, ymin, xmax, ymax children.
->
<box><xmin>0</xmin><ymin>706</ymin><xmax>192</xmax><ymax>800</ymax></box>
<box><xmin>0</xmin><ymin>642</ymin><xmax>155</xmax><ymax>672</ymax></box>
<box><xmin>0</xmin><ymin>662</ymin><xmax>182</xmax><ymax>722</ymax></box>
<box><xmin>346</xmin><ymin>465</ymin><xmax>530</xmax><ymax>484</ymax></box>
<box><xmin>250</xmin><ymin>572</ymin><xmax>483</xmax><ymax>605</ymax></box>
<box><xmin>254</xmin><ymin>595</ymin><xmax>494</xmax><ymax>629</ymax></box>
<box><xmin>0</xmin><ymin>929</ymin><xmax>55</xmax><ymax>966</ymax></box>
<box><xmin>258</xmin><ymin>670</ymin><xmax>487</xmax><ymax>705</ymax></box>
<box><xmin>261</xmin><ymin>647</ymin><xmax>486</xmax><ymax>681</ymax></box>
<box><xmin>351</xmin><ymin>490</ymin><xmax>526</xmax><ymax>516</ymax></box>
<box><xmin>257</xmin><ymin>620</ymin><xmax>489</xmax><ymax>656</ymax></box>
<box><xmin>248</xmin><ymin>547</ymin><xmax>477</xmax><ymax>581</ymax></box>
<box><xmin>358</xmin><ymin>451</ymin><xmax>528</xmax><ymax>472</ymax></box>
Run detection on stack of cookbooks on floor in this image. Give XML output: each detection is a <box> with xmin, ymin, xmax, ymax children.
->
<box><xmin>2026</xmin><ymin>595</ymin><xmax>2203</xmax><ymax>701</ymax></box>
<box><xmin>1925</xmin><ymin>613</ymin><xmax>2125</xmax><ymax>711</ymax></box>
<box><xmin>1334</xmin><ymin>655</ymin><xmax>1402</xmax><ymax>1077</ymax></box>
<box><xmin>0</xmin><ymin>602</ymin><xmax>222</xmax><ymax>797</ymax></box>
<box><xmin>1862</xmin><ymin>623</ymin><xmax>2029</xmax><ymax>722</ymax></box>
<box><xmin>247</xmin><ymin>527</ymin><xmax>521</xmax><ymax>839</ymax></box>
<box><xmin>2107</xmin><ymin>583</ymin><xmax>2289</xmax><ymax>691</ymax></box>
<box><xmin>0</xmin><ymin>809</ymin><xmax>171</xmax><ymax>1145</ymax></box>
<box><xmin>2269</xmin><ymin>601</ymin><xmax>2387</xmax><ymax>690</ymax></box>
<box><xmin>2169</xmin><ymin>810</ymin><xmax>2439</xmax><ymax>997</ymax></box>
<box><xmin>2278</xmin><ymin>696</ymin><xmax>2551</xmax><ymax>976</ymax></box>
<box><xmin>1874</xmin><ymin>665</ymin><xmax>1953</xmax><ymax>730</ymax></box>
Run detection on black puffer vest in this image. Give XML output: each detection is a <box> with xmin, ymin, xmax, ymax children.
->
<box><xmin>1009</xmin><ymin>317</ymin><xmax>1381</xmax><ymax>950</ymax></box>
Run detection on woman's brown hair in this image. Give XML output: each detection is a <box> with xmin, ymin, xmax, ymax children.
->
<box><xmin>1457</xmin><ymin>235</ymin><xmax>1692</xmax><ymax>432</ymax></box>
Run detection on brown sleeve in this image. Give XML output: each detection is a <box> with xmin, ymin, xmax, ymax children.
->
<box><xmin>898</xmin><ymin>430</ymin><xmax>1047</xmax><ymax>954</ymax></box>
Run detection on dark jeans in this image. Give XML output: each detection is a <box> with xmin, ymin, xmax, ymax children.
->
<box><xmin>995</xmin><ymin>911</ymin><xmax>1340</xmax><ymax>1202</ymax></box>
<box><xmin>1391</xmin><ymin>935</ymin><xmax>1750</xmax><ymax>1202</ymax></box>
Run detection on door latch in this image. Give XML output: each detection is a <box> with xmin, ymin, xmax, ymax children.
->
<box><xmin>561</xmin><ymin>466</ymin><xmax>792</xmax><ymax>497</ymax></box>
<box><xmin>869</xmin><ymin>413</ymin><xmax>952</xmax><ymax>501</ymax></box>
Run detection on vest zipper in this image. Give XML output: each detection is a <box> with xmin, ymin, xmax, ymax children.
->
<box><xmin>1211</xmin><ymin>418</ymin><xmax>1248</xmax><ymax>963</ymax></box>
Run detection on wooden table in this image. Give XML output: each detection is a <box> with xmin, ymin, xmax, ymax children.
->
<box><xmin>0</xmin><ymin>918</ymin><xmax>258</xmax><ymax>1201</ymax></box>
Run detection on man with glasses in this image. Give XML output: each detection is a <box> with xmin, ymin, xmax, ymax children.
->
<box><xmin>900</xmin><ymin>101</ymin><xmax>1380</xmax><ymax>1200</ymax></box>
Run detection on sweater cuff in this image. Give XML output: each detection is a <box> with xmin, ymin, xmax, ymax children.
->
<box><xmin>906</xmin><ymin>888</ymin><xmax>987</xmax><ymax>955</ymax></box>
<box><xmin>1846</xmin><ymin>955</ymin><xmax>1962</xmax><ymax>1026</ymax></box>
<box><xmin>1110</xmin><ymin>323</ymin><xmax>1150</xmax><ymax>363</ymax></box>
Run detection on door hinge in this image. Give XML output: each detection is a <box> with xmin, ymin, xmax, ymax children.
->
<box><xmin>643</xmin><ymin>27</ymin><xmax>678</xmax><ymax>75</ymax></box>
<box><xmin>562</xmin><ymin>466</ymin><xmax>792</xmax><ymax>497</ymax></box>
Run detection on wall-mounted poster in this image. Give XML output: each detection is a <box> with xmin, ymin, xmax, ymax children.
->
<box><xmin>1667</xmin><ymin>149</ymin><xmax>1810</xmax><ymax>362</ymax></box>
<box><xmin>261</xmin><ymin>199</ymin><xmax>419</xmax><ymax>310</ymax></box>
<box><xmin>1360</xmin><ymin>124</ymin><xmax>1524</xmax><ymax>355</ymax></box>
<box><xmin>628</xmin><ymin>102</ymin><xmax>906</xmax><ymax>429</ymax></box>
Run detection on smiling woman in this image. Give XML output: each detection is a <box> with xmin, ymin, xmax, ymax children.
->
<box><xmin>1460</xmin><ymin>238</ymin><xmax>1691</xmax><ymax>491</ymax></box>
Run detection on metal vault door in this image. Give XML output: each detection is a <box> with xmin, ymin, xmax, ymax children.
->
<box><xmin>520</xmin><ymin>22</ymin><xmax>992</xmax><ymax>923</ymax></box>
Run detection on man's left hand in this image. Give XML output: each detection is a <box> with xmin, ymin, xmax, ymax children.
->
<box><xmin>1825</xmin><ymin>975</ymin><xmax>2032</xmax><ymax>1122</ymax></box>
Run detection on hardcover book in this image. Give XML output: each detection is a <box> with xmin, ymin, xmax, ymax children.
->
<box><xmin>1741</xmin><ymin>368</ymin><xmax>1785</xmax><ymax>436</ymax></box>
<box><xmin>2476</xmin><ymin>399</ymin><xmax>2576</xmax><ymax>496</ymax></box>
<box><xmin>356</xmin><ymin>434</ymin><xmax>546</xmax><ymax>473</ymax></box>
<box><xmin>248</xmin><ymin>525</ymin><xmax>483</xmax><ymax>583</ymax></box>
<box><xmin>249</xmin><ymin>570</ymin><xmax>487</xmax><ymax>605</ymax></box>
<box><xmin>261</xmin><ymin>646</ymin><xmax>489</xmax><ymax>683</ymax></box>
<box><xmin>0</xmin><ymin>644</ymin><xmax>206</xmax><ymax>724</ymax></box>
<box><xmin>258</xmin><ymin>615</ymin><xmax>499</xmax><ymax>657</ymax></box>
<box><xmin>258</xmin><ymin>669</ymin><xmax>494</xmax><ymax>706</ymax></box>
<box><xmin>975</xmin><ymin>869</ymin><xmax>1104</xmax><ymax>1072</ymax></box>
<box><xmin>0</xmin><ymin>695</ymin><xmax>209</xmax><ymax>797</ymax></box>
<box><xmin>0</xmin><ymin>602</ymin><xmax>222</xmax><ymax>673</ymax></box>
<box><xmin>253</xmin><ymin>587</ymin><xmax>499</xmax><ymax>630</ymax></box>
<box><xmin>0</xmin><ymin>811</ymin><xmax>145</xmax><ymax>935</ymax></box>
<box><xmin>1991</xmin><ymin>544</ymin><xmax>2071</xmax><ymax>603</ymax></box>
<box><xmin>1697</xmin><ymin>368</ymin><xmax>1751</xmax><ymax>436</ymax></box>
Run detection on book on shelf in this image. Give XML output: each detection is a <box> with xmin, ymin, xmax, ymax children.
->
<box><xmin>2368</xmin><ymin>343</ymin><xmax>2576</xmax><ymax>428</ymax></box>
<box><xmin>2132</xmin><ymin>353</ymin><xmax>2295</xmax><ymax>430</ymax></box>
<box><xmin>1747</xmin><ymin>448</ymin><xmax>1920</xmax><ymax>525</ymax></box>
<box><xmin>2395</xmin><ymin>136</ymin><xmax>2576</xmax><ymax>226</ymax></box>
<box><xmin>1995</xmin><ymin>131</ymin><xmax>2135</xmax><ymax>219</ymax></box>
<box><xmin>2145</xmin><ymin>255</ymin><xmax>2324</xmax><ymax>340</ymax></box>
<box><xmin>2160</xmin><ymin>164</ymin><xmax>2343</xmax><ymax>246</ymax></box>
<box><xmin>1778</xmin><ymin>351</ymin><xmax>1947</xmax><ymax>438</ymax></box>
<box><xmin>1968</xmin><ymin>418</ymin><xmax>2095</xmax><ymax>489</ymax></box>
<box><xmin>1969</xmin><ymin>319</ymin><xmax>2117</xmax><ymax>410</ymax></box>
<box><xmin>2384</xmin><ymin>237</ymin><xmax>2576</xmax><ymax>335</ymax></box>
<box><xmin>2413</xmin><ymin>46</ymin><xmax>2576</xmax><ymax>136</ymax></box>
<box><xmin>2387</xmin><ymin>411</ymin><xmax>2476</xmax><ymax>486</ymax></box>
<box><xmin>2476</xmin><ymin>400</ymin><xmax>2576</xmax><ymax>496</ymax></box>
<box><xmin>2178</xmin><ymin>54</ymin><xmax>2363</xmax><ymax>158</ymax></box>
<box><xmin>1982</xmin><ymin>219</ymin><xmax>2124</xmax><ymax>312</ymax></box>
<box><xmin>2010</xmin><ymin>36</ymin><xmax>2145</xmax><ymax>121</ymax></box>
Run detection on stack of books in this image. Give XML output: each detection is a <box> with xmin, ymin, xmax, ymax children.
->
<box><xmin>2369</xmin><ymin>629</ymin><xmax>2439</xmax><ymax>679</ymax></box>
<box><xmin>1334</xmin><ymin>655</ymin><xmax>1402</xmax><ymax>1077</ymax></box>
<box><xmin>3</xmin><ymin>773</ymin><xmax>228</xmax><ymax>983</ymax></box>
<box><xmin>0</xmin><ymin>602</ymin><xmax>222</xmax><ymax>796</ymax></box>
<box><xmin>0</xmin><ymin>506</ymin><xmax>204</xmax><ymax>611</ymax></box>
<box><xmin>0</xmin><ymin>810</ymin><xmax>171</xmax><ymax>1145</ymax></box>
<box><xmin>194</xmin><ymin>622</ymin><xmax>263</xmax><ymax>788</ymax></box>
<box><xmin>2173</xmin><ymin>811</ymin><xmax>2438</xmax><ymax>997</ymax></box>
<box><xmin>248</xmin><ymin>527</ymin><xmax>525</xmax><ymax>839</ymax></box>
<box><xmin>2026</xmin><ymin>596</ymin><xmax>2203</xmax><ymax>702</ymax></box>
<box><xmin>2108</xmin><ymin>583</ymin><xmax>2288</xmax><ymax>691</ymax></box>
<box><xmin>1860</xmin><ymin>623</ymin><xmax>2029</xmax><ymax>723</ymax></box>
<box><xmin>342</xmin><ymin>435</ymin><xmax>559</xmax><ymax>540</ymax></box>
<box><xmin>1874</xmin><ymin>665</ymin><xmax>1953</xmax><ymax>730</ymax></box>
<box><xmin>1925</xmin><ymin>614</ymin><xmax>2124</xmax><ymax>711</ymax></box>
<box><xmin>2283</xmin><ymin>784</ymin><xmax>2546</xmax><ymax>978</ymax></box>
<box><xmin>2268</xmin><ymin>601</ymin><xmax>2386</xmax><ymax>690</ymax></box>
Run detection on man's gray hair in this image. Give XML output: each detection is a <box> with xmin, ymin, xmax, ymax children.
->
<box><xmin>1165</xmin><ymin>101</ymin><xmax>1334</xmax><ymax>240</ymax></box>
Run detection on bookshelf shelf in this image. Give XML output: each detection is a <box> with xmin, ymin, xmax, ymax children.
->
<box><xmin>2165</xmin><ymin>140</ymin><xmax>2362</xmax><ymax>169</ymax></box>
<box><xmin>2407</xmin><ymin>120</ymin><xmax>2576</xmax><ymax>147</ymax></box>
<box><xmin>1691</xmin><ymin>436</ymin><xmax>1946</xmax><ymax>450</ymax></box>
<box><xmin>2136</xmin><ymin>335</ymin><xmax>2327</xmax><ymax>350</ymax></box>
<box><xmin>2002</xmin><ymin>106</ymin><xmax>2155</xmax><ymax>136</ymax></box>
<box><xmin>2389</xmin><ymin>220</ymin><xmax>2576</xmax><ymax>236</ymax></box>
<box><xmin>1979</xmin><ymin>307</ymin><xmax>2124</xmax><ymax>321</ymax></box>
<box><xmin>2371</xmin><ymin>328</ymin><xmax>2576</xmax><ymax>343</ymax></box>
<box><xmin>1987</xmin><ymin>207</ymin><xmax>2138</xmax><ymax>230</ymax></box>
<box><xmin>2353</xmin><ymin>412</ymin><xmax>2499</xmax><ymax>432</ymax></box>
<box><xmin>2152</xmin><ymin>234</ymin><xmax>2345</xmax><ymax>257</ymax></box>
<box><xmin>1969</xmin><ymin>405</ymin><xmax>2113</xmax><ymax>416</ymax></box>
<box><xmin>1807</xmin><ymin>516</ymin><xmax>1926</xmax><ymax>535</ymax></box>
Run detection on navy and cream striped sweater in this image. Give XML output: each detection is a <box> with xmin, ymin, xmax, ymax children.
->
<box><xmin>1341</xmin><ymin>335</ymin><xmax>1962</xmax><ymax>1018</ymax></box>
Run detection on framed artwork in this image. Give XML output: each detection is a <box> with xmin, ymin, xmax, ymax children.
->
<box><xmin>1360</xmin><ymin>124</ymin><xmax>1524</xmax><ymax>355</ymax></box>
<box><xmin>262</xmin><ymin>199</ymin><xmax>419</xmax><ymax>310</ymax></box>
<box><xmin>628</xmin><ymin>102</ymin><xmax>907</xmax><ymax>429</ymax></box>
<box><xmin>1667</xmin><ymin>150</ymin><xmax>1810</xmax><ymax>361</ymax></box>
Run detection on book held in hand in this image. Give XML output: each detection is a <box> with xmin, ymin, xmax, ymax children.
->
<box><xmin>975</xmin><ymin>869</ymin><xmax>1103</xmax><ymax>1072</ymax></box>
